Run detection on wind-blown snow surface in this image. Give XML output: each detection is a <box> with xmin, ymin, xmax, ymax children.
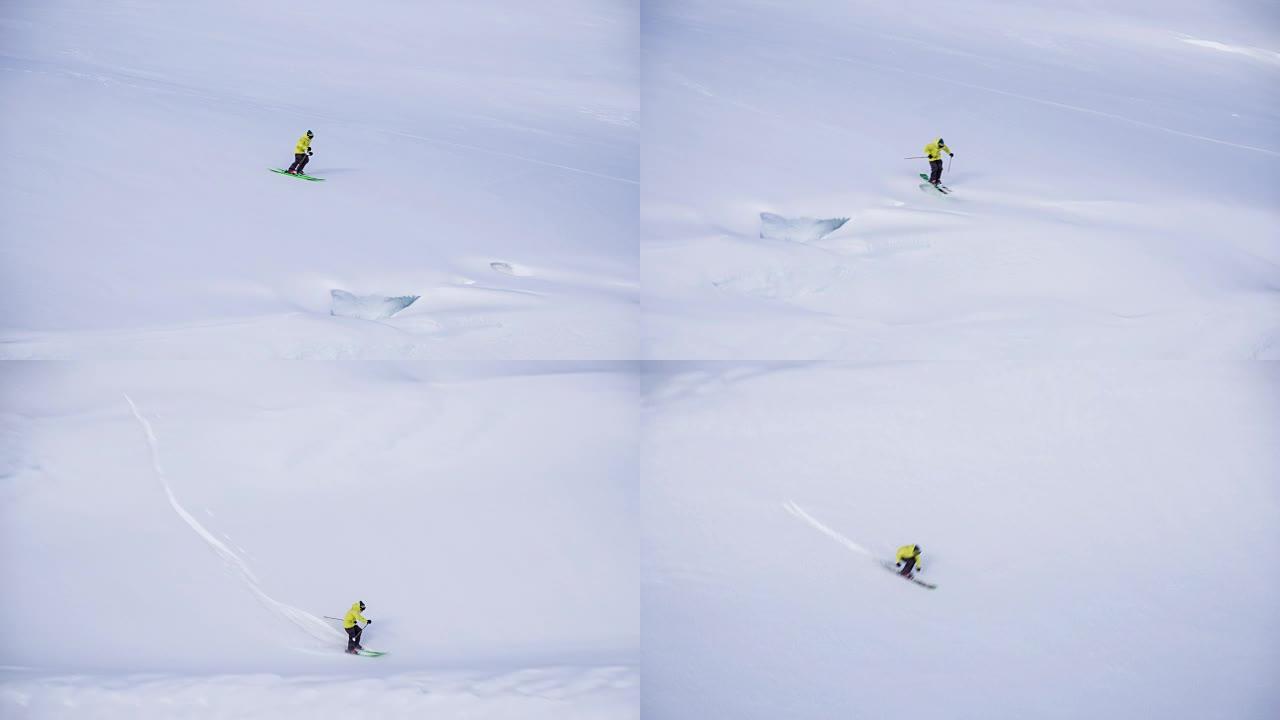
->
<box><xmin>640</xmin><ymin>0</ymin><xmax>1279</xmax><ymax>359</ymax></box>
<box><xmin>1</xmin><ymin>362</ymin><xmax>638</xmax><ymax>718</ymax></box>
<box><xmin>0</xmin><ymin>0</ymin><xmax>638</xmax><ymax>359</ymax></box>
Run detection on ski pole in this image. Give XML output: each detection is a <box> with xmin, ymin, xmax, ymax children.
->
<box><xmin>903</xmin><ymin>155</ymin><xmax>926</xmax><ymax>159</ymax></box>
<box><xmin>947</xmin><ymin>154</ymin><xmax>953</xmax><ymax>175</ymax></box>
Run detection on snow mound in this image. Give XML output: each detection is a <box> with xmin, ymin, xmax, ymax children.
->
<box><xmin>758</xmin><ymin>213</ymin><xmax>849</xmax><ymax>243</ymax></box>
<box><xmin>329</xmin><ymin>290</ymin><xmax>419</xmax><ymax>321</ymax></box>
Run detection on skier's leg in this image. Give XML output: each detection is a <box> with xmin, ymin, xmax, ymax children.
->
<box><xmin>354</xmin><ymin>625</ymin><xmax>363</xmax><ymax>650</ymax></box>
<box><xmin>297</xmin><ymin>154</ymin><xmax>309</xmax><ymax>174</ymax></box>
<box><xmin>929</xmin><ymin>160</ymin><xmax>942</xmax><ymax>185</ymax></box>
<box><xmin>900</xmin><ymin>558</ymin><xmax>915</xmax><ymax>576</ymax></box>
<box><xmin>287</xmin><ymin>154</ymin><xmax>300</xmax><ymax>173</ymax></box>
<box><xmin>346</xmin><ymin>626</ymin><xmax>359</xmax><ymax>651</ymax></box>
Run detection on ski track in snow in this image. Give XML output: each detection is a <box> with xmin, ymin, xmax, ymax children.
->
<box><xmin>123</xmin><ymin>394</ymin><xmax>343</xmax><ymax>651</ymax></box>
<box><xmin>782</xmin><ymin>500</ymin><xmax>875</xmax><ymax>561</ymax></box>
<box><xmin>1175</xmin><ymin>34</ymin><xmax>1280</xmax><ymax>66</ymax></box>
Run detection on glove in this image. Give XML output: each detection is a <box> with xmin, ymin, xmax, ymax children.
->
<box><xmin>307</xmin><ymin>150</ymin><xmax>313</xmax><ymax>156</ymax></box>
<box><xmin>365</xmin><ymin>619</ymin><xmax>372</xmax><ymax>624</ymax></box>
<box><xmin>949</xmin><ymin>152</ymin><xmax>955</xmax><ymax>157</ymax></box>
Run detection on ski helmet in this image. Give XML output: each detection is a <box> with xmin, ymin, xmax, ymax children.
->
<box><xmin>936</xmin><ymin>138</ymin><xmax>944</xmax><ymax>145</ymax></box>
<box><xmin>306</xmin><ymin>130</ymin><xmax>314</xmax><ymax>138</ymax></box>
<box><xmin>914</xmin><ymin>545</ymin><xmax>921</xmax><ymax>554</ymax></box>
<box><xmin>358</xmin><ymin>601</ymin><xmax>366</xmax><ymax>611</ymax></box>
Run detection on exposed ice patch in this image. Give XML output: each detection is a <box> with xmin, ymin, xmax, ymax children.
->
<box><xmin>329</xmin><ymin>289</ymin><xmax>419</xmax><ymax>320</ymax></box>
<box><xmin>759</xmin><ymin>213</ymin><xmax>849</xmax><ymax>243</ymax></box>
<box><xmin>490</xmin><ymin>261</ymin><xmax>532</xmax><ymax>277</ymax></box>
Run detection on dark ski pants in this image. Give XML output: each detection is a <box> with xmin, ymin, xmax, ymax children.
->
<box><xmin>346</xmin><ymin>625</ymin><xmax>363</xmax><ymax>651</ymax></box>
<box><xmin>287</xmin><ymin>153</ymin><xmax>310</xmax><ymax>174</ymax></box>
<box><xmin>928</xmin><ymin>159</ymin><xmax>943</xmax><ymax>185</ymax></box>
<box><xmin>899</xmin><ymin>557</ymin><xmax>916</xmax><ymax>576</ymax></box>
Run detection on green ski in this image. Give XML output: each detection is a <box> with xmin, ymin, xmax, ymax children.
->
<box><xmin>918</xmin><ymin>173</ymin><xmax>949</xmax><ymax>194</ymax></box>
<box><xmin>270</xmin><ymin>168</ymin><xmax>325</xmax><ymax>182</ymax></box>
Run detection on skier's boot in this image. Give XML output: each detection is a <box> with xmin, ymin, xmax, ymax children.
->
<box><xmin>346</xmin><ymin>648</ymin><xmax>358</xmax><ymax>655</ymax></box>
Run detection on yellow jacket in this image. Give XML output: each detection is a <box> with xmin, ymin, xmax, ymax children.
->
<box><xmin>342</xmin><ymin>601</ymin><xmax>368</xmax><ymax>629</ymax></box>
<box><xmin>924</xmin><ymin>139</ymin><xmax>952</xmax><ymax>161</ymax></box>
<box><xmin>895</xmin><ymin>544</ymin><xmax>922</xmax><ymax>570</ymax></box>
<box><xmin>295</xmin><ymin>133</ymin><xmax>312</xmax><ymax>154</ymax></box>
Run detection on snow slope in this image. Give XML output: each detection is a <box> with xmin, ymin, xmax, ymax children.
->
<box><xmin>0</xmin><ymin>0</ymin><xmax>638</xmax><ymax>359</ymax></box>
<box><xmin>638</xmin><ymin>0</ymin><xmax>1280</xmax><ymax>717</ymax></box>
<box><xmin>640</xmin><ymin>0</ymin><xmax>1279</xmax><ymax>359</ymax></box>
<box><xmin>2</xmin><ymin>362</ymin><xmax>638</xmax><ymax>717</ymax></box>
<box><xmin>4</xmin><ymin>0</ymin><xmax>1278</xmax><ymax>717</ymax></box>
<box><xmin>643</xmin><ymin>362</ymin><xmax>1280</xmax><ymax>719</ymax></box>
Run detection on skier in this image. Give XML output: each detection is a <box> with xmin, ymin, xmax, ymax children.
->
<box><xmin>895</xmin><ymin>544</ymin><xmax>924</xmax><ymax>577</ymax></box>
<box><xmin>924</xmin><ymin>137</ymin><xmax>954</xmax><ymax>186</ymax></box>
<box><xmin>287</xmin><ymin>130</ymin><xmax>314</xmax><ymax>175</ymax></box>
<box><xmin>342</xmin><ymin>600</ymin><xmax>372</xmax><ymax>654</ymax></box>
